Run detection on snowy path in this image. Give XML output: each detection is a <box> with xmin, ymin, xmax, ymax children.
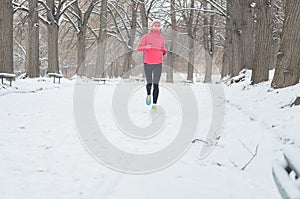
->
<box><xmin>1</xmin><ymin>76</ymin><xmax>299</xmax><ymax>199</ymax></box>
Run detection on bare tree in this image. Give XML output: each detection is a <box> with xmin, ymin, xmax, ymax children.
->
<box><xmin>166</xmin><ymin>0</ymin><xmax>177</xmax><ymax>83</ymax></box>
<box><xmin>95</xmin><ymin>0</ymin><xmax>107</xmax><ymax>78</ymax></box>
<box><xmin>139</xmin><ymin>0</ymin><xmax>148</xmax><ymax>34</ymax></box>
<box><xmin>229</xmin><ymin>0</ymin><xmax>242</xmax><ymax>77</ymax></box>
<box><xmin>122</xmin><ymin>0</ymin><xmax>138</xmax><ymax>78</ymax></box>
<box><xmin>45</xmin><ymin>0</ymin><xmax>59</xmax><ymax>73</ymax></box>
<box><xmin>12</xmin><ymin>2</ymin><xmax>28</xmax><ymax>73</ymax></box>
<box><xmin>271</xmin><ymin>0</ymin><xmax>285</xmax><ymax>69</ymax></box>
<box><xmin>0</xmin><ymin>0</ymin><xmax>14</xmax><ymax>73</ymax></box>
<box><xmin>13</xmin><ymin>0</ymin><xmax>41</xmax><ymax>77</ymax></box>
<box><xmin>251</xmin><ymin>0</ymin><xmax>273</xmax><ymax>84</ymax></box>
<box><xmin>209</xmin><ymin>10</ymin><xmax>215</xmax><ymax>76</ymax></box>
<box><xmin>26</xmin><ymin>0</ymin><xmax>40</xmax><ymax>77</ymax></box>
<box><xmin>222</xmin><ymin>0</ymin><xmax>243</xmax><ymax>78</ymax></box>
<box><xmin>106</xmin><ymin>0</ymin><xmax>155</xmax><ymax>78</ymax></box>
<box><xmin>65</xmin><ymin>0</ymin><xmax>99</xmax><ymax>75</ymax></box>
<box><xmin>38</xmin><ymin>0</ymin><xmax>75</xmax><ymax>74</ymax></box>
<box><xmin>241</xmin><ymin>0</ymin><xmax>255</xmax><ymax>70</ymax></box>
<box><xmin>186</xmin><ymin>0</ymin><xmax>195</xmax><ymax>81</ymax></box>
<box><xmin>204</xmin><ymin>1</ymin><xmax>215</xmax><ymax>83</ymax></box>
<box><xmin>221</xmin><ymin>0</ymin><xmax>232</xmax><ymax>78</ymax></box>
<box><xmin>179</xmin><ymin>0</ymin><xmax>201</xmax><ymax>81</ymax></box>
<box><xmin>271</xmin><ymin>1</ymin><xmax>300</xmax><ymax>88</ymax></box>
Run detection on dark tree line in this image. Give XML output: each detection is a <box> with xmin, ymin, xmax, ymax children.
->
<box><xmin>222</xmin><ymin>0</ymin><xmax>300</xmax><ymax>88</ymax></box>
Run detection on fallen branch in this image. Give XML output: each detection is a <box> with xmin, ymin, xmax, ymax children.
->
<box><xmin>229</xmin><ymin>143</ymin><xmax>259</xmax><ymax>171</ymax></box>
<box><xmin>192</xmin><ymin>138</ymin><xmax>209</xmax><ymax>145</ymax></box>
<box><xmin>241</xmin><ymin>144</ymin><xmax>259</xmax><ymax>171</ymax></box>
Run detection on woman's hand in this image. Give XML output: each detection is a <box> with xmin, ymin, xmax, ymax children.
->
<box><xmin>163</xmin><ymin>52</ymin><xmax>168</xmax><ymax>58</ymax></box>
<box><xmin>146</xmin><ymin>43</ymin><xmax>152</xmax><ymax>49</ymax></box>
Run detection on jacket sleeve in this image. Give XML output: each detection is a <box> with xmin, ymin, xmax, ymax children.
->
<box><xmin>137</xmin><ymin>35</ymin><xmax>147</xmax><ymax>52</ymax></box>
<box><xmin>161</xmin><ymin>36</ymin><xmax>167</xmax><ymax>54</ymax></box>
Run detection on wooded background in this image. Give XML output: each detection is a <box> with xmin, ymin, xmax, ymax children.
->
<box><xmin>0</xmin><ymin>0</ymin><xmax>299</xmax><ymax>88</ymax></box>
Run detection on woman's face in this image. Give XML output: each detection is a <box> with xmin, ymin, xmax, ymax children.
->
<box><xmin>152</xmin><ymin>23</ymin><xmax>161</xmax><ymax>31</ymax></box>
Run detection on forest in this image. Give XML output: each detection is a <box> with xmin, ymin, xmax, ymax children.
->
<box><xmin>0</xmin><ymin>0</ymin><xmax>299</xmax><ymax>88</ymax></box>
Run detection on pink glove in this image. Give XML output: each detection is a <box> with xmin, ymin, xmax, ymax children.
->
<box><xmin>163</xmin><ymin>52</ymin><xmax>168</xmax><ymax>58</ymax></box>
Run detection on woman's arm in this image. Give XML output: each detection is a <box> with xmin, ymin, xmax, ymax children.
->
<box><xmin>137</xmin><ymin>35</ymin><xmax>147</xmax><ymax>52</ymax></box>
<box><xmin>161</xmin><ymin>36</ymin><xmax>167</xmax><ymax>57</ymax></box>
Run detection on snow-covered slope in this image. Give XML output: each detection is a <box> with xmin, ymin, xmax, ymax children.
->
<box><xmin>0</xmin><ymin>71</ymin><xmax>299</xmax><ymax>199</ymax></box>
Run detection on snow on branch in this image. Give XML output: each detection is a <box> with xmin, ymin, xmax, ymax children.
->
<box><xmin>107</xmin><ymin>6</ymin><xmax>128</xmax><ymax>45</ymax></box>
<box><xmin>207</xmin><ymin>0</ymin><xmax>226</xmax><ymax>16</ymax></box>
<box><xmin>86</xmin><ymin>23</ymin><xmax>98</xmax><ymax>38</ymax></box>
<box><xmin>83</xmin><ymin>0</ymin><xmax>100</xmax><ymax>25</ymax></box>
<box><xmin>107</xmin><ymin>2</ymin><xmax>130</xmax><ymax>37</ymax></box>
<box><xmin>13</xmin><ymin>0</ymin><xmax>28</xmax><ymax>13</ymax></box>
<box><xmin>58</xmin><ymin>0</ymin><xmax>78</xmax><ymax>20</ymax></box>
<box><xmin>66</xmin><ymin>5</ymin><xmax>82</xmax><ymax>22</ymax></box>
<box><xmin>175</xmin><ymin>7</ymin><xmax>221</xmax><ymax>15</ymax></box>
<box><xmin>63</xmin><ymin>13</ymin><xmax>80</xmax><ymax>33</ymax></box>
<box><xmin>38</xmin><ymin>0</ymin><xmax>57</xmax><ymax>25</ymax></box>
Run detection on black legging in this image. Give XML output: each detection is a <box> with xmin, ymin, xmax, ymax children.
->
<box><xmin>144</xmin><ymin>63</ymin><xmax>162</xmax><ymax>104</ymax></box>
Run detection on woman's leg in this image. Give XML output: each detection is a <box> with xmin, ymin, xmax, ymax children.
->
<box><xmin>152</xmin><ymin>64</ymin><xmax>162</xmax><ymax>104</ymax></box>
<box><xmin>153</xmin><ymin>84</ymin><xmax>159</xmax><ymax>104</ymax></box>
<box><xmin>144</xmin><ymin>64</ymin><xmax>153</xmax><ymax>95</ymax></box>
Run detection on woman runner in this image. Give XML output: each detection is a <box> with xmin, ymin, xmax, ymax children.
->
<box><xmin>137</xmin><ymin>21</ymin><xmax>167</xmax><ymax>112</ymax></box>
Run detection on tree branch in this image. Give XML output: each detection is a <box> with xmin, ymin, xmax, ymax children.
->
<box><xmin>241</xmin><ymin>144</ymin><xmax>259</xmax><ymax>170</ymax></box>
<box><xmin>38</xmin><ymin>0</ymin><xmax>56</xmax><ymax>24</ymax></box>
<box><xmin>83</xmin><ymin>0</ymin><xmax>100</xmax><ymax>25</ymax></box>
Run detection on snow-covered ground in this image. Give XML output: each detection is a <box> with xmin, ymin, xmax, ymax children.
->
<box><xmin>0</xmin><ymin>71</ymin><xmax>299</xmax><ymax>199</ymax></box>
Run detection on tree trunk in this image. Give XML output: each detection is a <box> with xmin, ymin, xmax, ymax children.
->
<box><xmin>46</xmin><ymin>0</ymin><xmax>59</xmax><ymax>74</ymax></box>
<box><xmin>47</xmin><ymin>24</ymin><xmax>59</xmax><ymax>73</ymax></box>
<box><xmin>187</xmin><ymin>0</ymin><xmax>195</xmax><ymax>81</ymax></box>
<box><xmin>187</xmin><ymin>37</ymin><xmax>195</xmax><ymax>81</ymax></box>
<box><xmin>71</xmin><ymin>0</ymin><xmax>97</xmax><ymax>77</ymax></box>
<box><xmin>122</xmin><ymin>1</ymin><xmax>137</xmax><ymax>78</ymax></box>
<box><xmin>96</xmin><ymin>0</ymin><xmax>108</xmax><ymax>78</ymax></box>
<box><xmin>139</xmin><ymin>0</ymin><xmax>148</xmax><ymax>34</ymax></box>
<box><xmin>76</xmin><ymin>26</ymin><xmax>86</xmax><ymax>75</ymax></box>
<box><xmin>210</xmin><ymin>12</ymin><xmax>215</xmax><ymax>74</ymax></box>
<box><xmin>230</xmin><ymin>0</ymin><xmax>243</xmax><ymax>77</ymax></box>
<box><xmin>0</xmin><ymin>0</ymin><xmax>14</xmax><ymax>73</ymax></box>
<box><xmin>222</xmin><ymin>1</ymin><xmax>232</xmax><ymax>78</ymax></box>
<box><xmin>251</xmin><ymin>0</ymin><xmax>273</xmax><ymax>84</ymax></box>
<box><xmin>26</xmin><ymin>0</ymin><xmax>40</xmax><ymax>77</ymax></box>
<box><xmin>241</xmin><ymin>0</ymin><xmax>255</xmax><ymax>70</ymax></box>
<box><xmin>271</xmin><ymin>1</ymin><xmax>300</xmax><ymax>88</ymax></box>
<box><xmin>167</xmin><ymin>0</ymin><xmax>176</xmax><ymax>83</ymax></box>
<box><xmin>204</xmin><ymin>0</ymin><xmax>212</xmax><ymax>83</ymax></box>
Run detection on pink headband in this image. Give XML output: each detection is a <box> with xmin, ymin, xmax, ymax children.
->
<box><xmin>151</xmin><ymin>21</ymin><xmax>161</xmax><ymax>26</ymax></box>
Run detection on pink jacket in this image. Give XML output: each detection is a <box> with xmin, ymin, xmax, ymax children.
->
<box><xmin>137</xmin><ymin>30</ymin><xmax>167</xmax><ymax>64</ymax></box>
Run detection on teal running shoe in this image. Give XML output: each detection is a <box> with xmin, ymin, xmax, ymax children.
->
<box><xmin>146</xmin><ymin>95</ymin><xmax>151</xmax><ymax>105</ymax></box>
